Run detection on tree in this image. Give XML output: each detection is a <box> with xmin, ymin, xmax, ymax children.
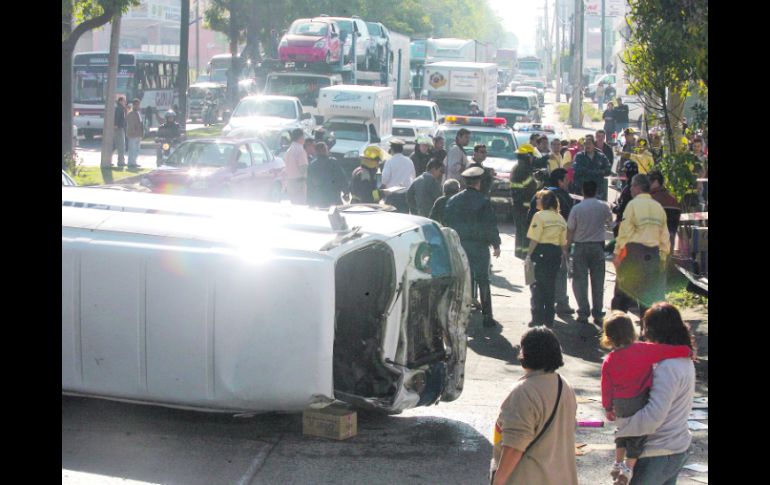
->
<box><xmin>62</xmin><ymin>0</ymin><xmax>139</xmax><ymax>167</ymax></box>
<box><xmin>100</xmin><ymin>12</ymin><xmax>121</xmax><ymax>168</ymax></box>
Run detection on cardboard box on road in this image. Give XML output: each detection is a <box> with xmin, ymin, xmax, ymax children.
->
<box><xmin>302</xmin><ymin>403</ymin><xmax>357</xmax><ymax>440</ymax></box>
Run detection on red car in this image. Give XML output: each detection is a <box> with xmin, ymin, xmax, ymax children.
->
<box><xmin>139</xmin><ymin>138</ymin><xmax>286</xmax><ymax>201</ymax></box>
<box><xmin>278</xmin><ymin>18</ymin><xmax>342</xmax><ymax>64</ymax></box>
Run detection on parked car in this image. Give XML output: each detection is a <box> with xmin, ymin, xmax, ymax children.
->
<box><xmin>221</xmin><ymin>95</ymin><xmax>316</xmax><ymax>137</ymax></box>
<box><xmin>365</xmin><ymin>21</ymin><xmax>389</xmax><ymax>68</ymax></box>
<box><xmin>279</xmin><ymin>18</ymin><xmax>342</xmax><ymax>65</ymax></box>
<box><xmin>319</xmin><ymin>16</ymin><xmax>375</xmax><ymax>70</ymax></box>
<box><xmin>392</xmin><ymin>100</ymin><xmax>442</xmax><ymax>143</ymax></box>
<box><xmin>515</xmin><ymin>86</ymin><xmax>543</xmax><ymax>107</ymax></box>
<box><xmin>497</xmin><ymin>92</ymin><xmax>540</xmax><ymax>126</ymax></box>
<box><xmin>585</xmin><ymin>73</ymin><xmax>617</xmax><ymax>101</ymax></box>
<box><xmin>62</xmin><ymin>188</ymin><xmax>472</xmax><ymax>413</ymax></box>
<box><xmin>187</xmin><ymin>82</ymin><xmax>226</xmax><ymax>123</ymax></box>
<box><xmin>139</xmin><ymin>138</ymin><xmax>285</xmax><ymax>201</ymax></box>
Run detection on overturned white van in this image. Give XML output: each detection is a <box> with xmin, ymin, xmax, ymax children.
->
<box><xmin>62</xmin><ymin>188</ymin><xmax>472</xmax><ymax>414</ymax></box>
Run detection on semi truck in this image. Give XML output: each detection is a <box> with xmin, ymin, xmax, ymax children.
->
<box><xmin>317</xmin><ymin>85</ymin><xmax>394</xmax><ymax>177</ymax></box>
<box><xmin>425</xmin><ymin>38</ymin><xmax>496</xmax><ymax>64</ymax></box>
<box><xmin>423</xmin><ymin>62</ymin><xmax>498</xmax><ymax>117</ymax></box>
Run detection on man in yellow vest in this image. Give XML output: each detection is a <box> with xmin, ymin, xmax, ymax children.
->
<box><xmin>611</xmin><ymin>174</ymin><xmax>670</xmax><ymax>315</ymax></box>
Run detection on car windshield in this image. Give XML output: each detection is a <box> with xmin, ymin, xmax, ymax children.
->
<box><xmin>366</xmin><ymin>22</ymin><xmax>381</xmax><ymax>36</ymax></box>
<box><xmin>265</xmin><ymin>75</ymin><xmax>331</xmax><ymax>107</ymax></box>
<box><xmin>433</xmin><ymin>98</ymin><xmax>476</xmax><ymax>116</ymax></box>
<box><xmin>289</xmin><ymin>21</ymin><xmax>329</xmax><ymax>36</ymax></box>
<box><xmin>324</xmin><ymin>121</ymin><xmax>368</xmax><ymax>142</ymax></box>
<box><xmin>440</xmin><ymin>129</ymin><xmax>516</xmax><ymax>159</ymax></box>
<box><xmin>393</xmin><ymin>105</ymin><xmax>432</xmax><ymax>121</ymax></box>
<box><xmin>233</xmin><ymin>98</ymin><xmax>296</xmax><ymax>119</ymax></box>
<box><xmin>165</xmin><ymin>142</ymin><xmax>236</xmax><ymax>167</ymax></box>
<box><xmin>498</xmin><ymin>96</ymin><xmax>529</xmax><ymax>110</ymax></box>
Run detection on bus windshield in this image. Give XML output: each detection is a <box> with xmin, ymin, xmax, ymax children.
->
<box><xmin>74</xmin><ymin>68</ymin><xmax>133</xmax><ymax>104</ymax></box>
<box><xmin>265</xmin><ymin>75</ymin><xmax>331</xmax><ymax>107</ymax></box>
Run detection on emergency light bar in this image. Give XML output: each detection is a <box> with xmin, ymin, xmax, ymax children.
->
<box><xmin>512</xmin><ymin>122</ymin><xmax>556</xmax><ymax>133</ymax></box>
<box><xmin>444</xmin><ymin>116</ymin><xmax>507</xmax><ymax>126</ymax></box>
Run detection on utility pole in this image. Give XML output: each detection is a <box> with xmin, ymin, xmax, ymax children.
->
<box><xmin>555</xmin><ymin>0</ymin><xmax>561</xmax><ymax>102</ymax></box>
<box><xmin>195</xmin><ymin>0</ymin><xmax>200</xmax><ymax>79</ymax></box>
<box><xmin>569</xmin><ymin>0</ymin><xmax>583</xmax><ymax>127</ymax></box>
<box><xmin>601</xmin><ymin>0</ymin><xmax>606</xmax><ymax>72</ymax></box>
<box><xmin>179</xmin><ymin>0</ymin><xmax>190</xmax><ymax>130</ymax></box>
<box><xmin>543</xmin><ymin>0</ymin><xmax>551</xmax><ymax>84</ymax></box>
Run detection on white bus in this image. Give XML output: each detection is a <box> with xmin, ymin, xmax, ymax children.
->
<box><xmin>73</xmin><ymin>51</ymin><xmax>180</xmax><ymax>139</ymax></box>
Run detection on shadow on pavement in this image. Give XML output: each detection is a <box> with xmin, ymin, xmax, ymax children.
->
<box><xmin>466</xmin><ymin>312</ymin><xmax>520</xmax><ymax>364</ymax></box>
<box><xmin>490</xmin><ymin>271</ymin><xmax>523</xmax><ymax>293</ymax></box>
<box><xmin>63</xmin><ymin>395</ymin><xmax>494</xmax><ymax>485</ymax></box>
<box><xmin>549</xmin><ymin>315</ymin><xmax>606</xmax><ymax>365</ymax></box>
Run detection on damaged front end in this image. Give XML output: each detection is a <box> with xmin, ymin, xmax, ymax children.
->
<box><xmin>332</xmin><ymin>222</ymin><xmax>472</xmax><ymax>413</ymax></box>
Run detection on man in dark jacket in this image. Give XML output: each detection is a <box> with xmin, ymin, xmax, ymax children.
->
<box><xmin>407</xmin><ymin>160</ymin><xmax>445</xmax><ymax>217</ymax></box>
<box><xmin>430</xmin><ymin>136</ymin><xmax>447</xmax><ymax>166</ymax></box>
<box><xmin>613</xmin><ymin>97</ymin><xmax>629</xmax><ymax>134</ymax></box>
<box><xmin>411</xmin><ymin>137</ymin><xmax>433</xmax><ymax>175</ymax></box>
<box><xmin>114</xmin><ymin>97</ymin><xmax>127</xmax><ymax>167</ymax></box>
<box><xmin>429</xmin><ymin>178</ymin><xmax>461</xmax><ymax>225</ymax></box>
<box><xmin>511</xmin><ymin>144</ymin><xmax>539</xmax><ymax>259</ymax></box>
<box><xmin>526</xmin><ymin>168</ymin><xmax>575</xmax><ymax>314</ymax></box>
<box><xmin>467</xmin><ymin>144</ymin><xmax>496</xmax><ymax>195</ymax></box>
<box><xmin>307</xmin><ymin>142</ymin><xmax>348</xmax><ymax>207</ymax></box>
<box><xmin>573</xmin><ymin>135</ymin><xmax>611</xmax><ymax>201</ymax></box>
<box><xmin>444</xmin><ymin>166</ymin><xmax>502</xmax><ymax>328</ymax></box>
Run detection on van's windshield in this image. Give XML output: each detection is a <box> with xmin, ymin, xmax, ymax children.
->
<box><xmin>324</xmin><ymin>121</ymin><xmax>368</xmax><ymax>142</ymax></box>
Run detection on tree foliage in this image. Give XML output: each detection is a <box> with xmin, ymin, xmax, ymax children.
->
<box><xmin>622</xmin><ymin>0</ymin><xmax>707</xmax><ymax>154</ymax></box>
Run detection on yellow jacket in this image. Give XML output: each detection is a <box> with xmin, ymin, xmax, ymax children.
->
<box><xmin>615</xmin><ymin>194</ymin><xmax>670</xmax><ymax>256</ymax></box>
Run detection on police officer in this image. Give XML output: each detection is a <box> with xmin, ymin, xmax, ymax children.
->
<box><xmin>611</xmin><ymin>174</ymin><xmax>670</xmax><ymax>316</ymax></box>
<box><xmin>350</xmin><ymin>145</ymin><xmax>387</xmax><ymax>204</ymax></box>
<box><xmin>510</xmin><ymin>144</ymin><xmax>539</xmax><ymax>259</ymax></box>
<box><xmin>444</xmin><ymin>166</ymin><xmax>502</xmax><ymax>328</ymax></box>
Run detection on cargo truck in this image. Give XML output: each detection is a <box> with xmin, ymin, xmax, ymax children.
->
<box><xmin>423</xmin><ymin>62</ymin><xmax>498</xmax><ymax>117</ymax></box>
<box><xmin>317</xmin><ymin>85</ymin><xmax>394</xmax><ymax>177</ymax></box>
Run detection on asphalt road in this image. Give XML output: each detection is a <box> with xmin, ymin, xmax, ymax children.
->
<box><xmin>63</xmin><ymin>92</ymin><xmax>708</xmax><ymax>485</ymax></box>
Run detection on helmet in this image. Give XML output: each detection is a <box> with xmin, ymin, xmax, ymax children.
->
<box><xmin>516</xmin><ymin>143</ymin><xmax>536</xmax><ymax>155</ymax></box>
<box><xmin>363</xmin><ymin>145</ymin><xmax>384</xmax><ymax>161</ymax></box>
<box><xmin>165</xmin><ymin>110</ymin><xmax>176</xmax><ymax>119</ymax></box>
<box><xmin>415</xmin><ymin>136</ymin><xmax>433</xmax><ymax>146</ymax></box>
<box><xmin>469</xmin><ymin>100</ymin><xmax>479</xmax><ymax>108</ymax></box>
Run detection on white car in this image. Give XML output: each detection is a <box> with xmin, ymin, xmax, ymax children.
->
<box><xmin>62</xmin><ymin>187</ymin><xmax>472</xmax><ymax>414</ymax></box>
<box><xmin>392</xmin><ymin>100</ymin><xmax>442</xmax><ymax>144</ymax></box>
<box><xmin>222</xmin><ymin>95</ymin><xmax>316</xmax><ymax>138</ymax></box>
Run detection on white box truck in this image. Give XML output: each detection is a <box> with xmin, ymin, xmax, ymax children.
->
<box><xmin>318</xmin><ymin>85</ymin><xmax>394</xmax><ymax>175</ymax></box>
<box><xmin>423</xmin><ymin>61</ymin><xmax>498</xmax><ymax>117</ymax></box>
<box><xmin>425</xmin><ymin>38</ymin><xmax>495</xmax><ymax>63</ymax></box>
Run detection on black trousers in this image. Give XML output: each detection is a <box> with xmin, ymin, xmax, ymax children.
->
<box><xmin>531</xmin><ymin>244</ymin><xmax>562</xmax><ymax>325</ymax></box>
<box><xmin>513</xmin><ymin>204</ymin><xmax>530</xmax><ymax>260</ymax></box>
<box><xmin>465</xmin><ymin>242</ymin><xmax>493</xmax><ymax>320</ymax></box>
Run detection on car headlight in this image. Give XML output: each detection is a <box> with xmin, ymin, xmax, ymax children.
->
<box><xmin>190</xmin><ymin>179</ymin><xmax>208</xmax><ymax>190</ymax></box>
<box><xmin>415</xmin><ymin>243</ymin><xmax>432</xmax><ymax>274</ymax></box>
<box><xmin>345</xmin><ymin>150</ymin><xmax>360</xmax><ymax>158</ymax></box>
<box><xmin>314</xmin><ymin>40</ymin><xmax>326</xmax><ymax>48</ymax></box>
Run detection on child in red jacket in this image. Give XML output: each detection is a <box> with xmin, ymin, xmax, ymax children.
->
<box><xmin>600</xmin><ymin>311</ymin><xmax>692</xmax><ymax>485</ymax></box>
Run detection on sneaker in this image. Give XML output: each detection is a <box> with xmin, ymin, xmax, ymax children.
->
<box><xmin>612</xmin><ymin>463</ymin><xmax>632</xmax><ymax>485</ymax></box>
<box><xmin>610</xmin><ymin>462</ymin><xmax>623</xmax><ymax>481</ymax></box>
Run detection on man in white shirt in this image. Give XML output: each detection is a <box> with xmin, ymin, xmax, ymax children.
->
<box><xmin>283</xmin><ymin>128</ymin><xmax>309</xmax><ymax>204</ymax></box>
<box><xmin>446</xmin><ymin>129</ymin><xmax>471</xmax><ymax>185</ymax></box>
<box><xmin>381</xmin><ymin>138</ymin><xmax>415</xmax><ymax>213</ymax></box>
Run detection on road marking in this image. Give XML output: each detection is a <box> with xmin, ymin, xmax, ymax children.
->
<box><xmin>236</xmin><ymin>441</ymin><xmax>276</xmax><ymax>485</ymax></box>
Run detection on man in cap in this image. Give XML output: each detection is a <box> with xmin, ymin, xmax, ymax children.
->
<box><xmin>350</xmin><ymin>145</ymin><xmax>387</xmax><ymax>204</ymax></box>
<box><xmin>444</xmin><ymin>166</ymin><xmax>502</xmax><ymax>328</ymax></box>
<box><xmin>407</xmin><ymin>159</ymin><xmax>445</xmax><ymax>217</ymax></box>
<box><xmin>468</xmin><ymin>100</ymin><xmax>485</xmax><ymax>117</ymax></box>
<box><xmin>411</xmin><ymin>136</ymin><xmax>433</xmax><ymax>175</ymax></box>
<box><xmin>447</xmin><ymin>129</ymin><xmax>471</xmax><ymax>184</ymax></box>
<box><xmin>381</xmin><ymin>138</ymin><xmax>415</xmax><ymax>213</ymax></box>
<box><xmin>511</xmin><ymin>144</ymin><xmax>540</xmax><ymax>259</ymax></box>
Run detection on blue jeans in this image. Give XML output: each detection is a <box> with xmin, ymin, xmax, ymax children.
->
<box><xmin>127</xmin><ymin>137</ymin><xmax>141</xmax><ymax>166</ymax></box>
<box><xmin>630</xmin><ymin>452</ymin><xmax>688</xmax><ymax>485</ymax></box>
